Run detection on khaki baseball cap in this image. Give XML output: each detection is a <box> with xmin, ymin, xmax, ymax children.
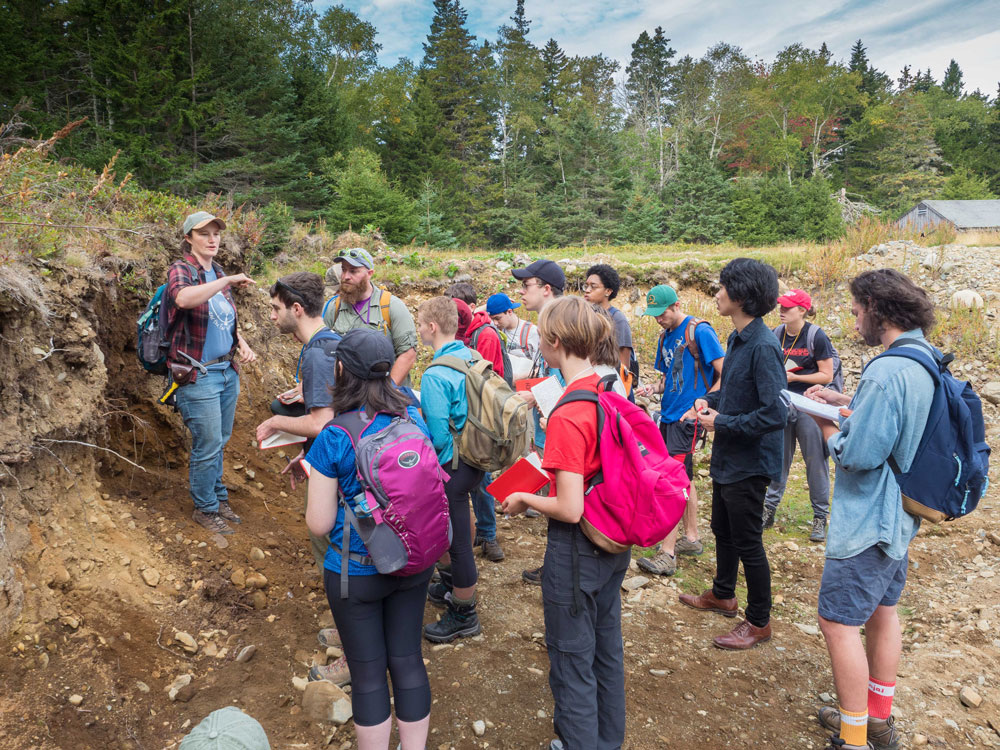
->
<box><xmin>182</xmin><ymin>211</ymin><xmax>227</xmax><ymax>236</ymax></box>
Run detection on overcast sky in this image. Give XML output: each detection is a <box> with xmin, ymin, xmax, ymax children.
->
<box><xmin>314</xmin><ymin>0</ymin><xmax>1000</xmax><ymax>95</ymax></box>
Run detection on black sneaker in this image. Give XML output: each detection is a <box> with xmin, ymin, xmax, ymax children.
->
<box><xmin>522</xmin><ymin>566</ymin><xmax>542</xmax><ymax>585</ymax></box>
<box><xmin>217</xmin><ymin>502</ymin><xmax>242</xmax><ymax>524</ymax></box>
<box><xmin>423</xmin><ymin>595</ymin><xmax>481</xmax><ymax>643</ymax></box>
<box><xmin>762</xmin><ymin>504</ymin><xmax>777</xmax><ymax>529</ymax></box>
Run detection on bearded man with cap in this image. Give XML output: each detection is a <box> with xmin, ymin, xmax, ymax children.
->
<box><xmin>636</xmin><ymin>285</ymin><xmax>725</xmax><ymax>576</ymax></box>
<box><xmin>322</xmin><ymin>247</ymin><xmax>418</xmax><ymax>387</ymax></box>
<box><xmin>167</xmin><ymin>211</ymin><xmax>257</xmax><ymax>536</ymax></box>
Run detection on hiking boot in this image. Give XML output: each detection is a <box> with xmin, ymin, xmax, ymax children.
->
<box><xmin>481</xmin><ymin>538</ymin><xmax>505</xmax><ymax>562</ymax></box>
<box><xmin>423</xmin><ymin>595</ymin><xmax>481</xmax><ymax>643</ymax></box>
<box><xmin>192</xmin><ymin>509</ymin><xmax>233</xmax><ymax>535</ymax></box>
<box><xmin>675</xmin><ymin>537</ymin><xmax>703</xmax><ymax>556</ymax></box>
<box><xmin>308</xmin><ymin>655</ymin><xmax>351</xmax><ymax>687</ymax></box>
<box><xmin>217</xmin><ymin>501</ymin><xmax>241</xmax><ymax>524</ymax></box>
<box><xmin>317</xmin><ymin>628</ymin><xmax>341</xmax><ymax>649</ymax></box>
<box><xmin>810</xmin><ymin>516</ymin><xmax>828</xmax><ymax>542</ymax></box>
<box><xmin>818</xmin><ymin>709</ymin><xmax>901</xmax><ymax>750</ymax></box>
<box><xmin>825</xmin><ymin>738</ymin><xmax>874</xmax><ymax>750</ymax></box>
<box><xmin>678</xmin><ymin>589</ymin><xmax>738</xmax><ymax>617</ymax></box>
<box><xmin>522</xmin><ymin>566</ymin><xmax>542</xmax><ymax>585</ymax></box>
<box><xmin>637</xmin><ymin>551</ymin><xmax>676</xmax><ymax>576</ymax></box>
<box><xmin>763</xmin><ymin>504</ymin><xmax>777</xmax><ymax>529</ymax></box>
<box><xmin>427</xmin><ymin>568</ymin><xmax>453</xmax><ymax>607</ymax></box>
<box><xmin>712</xmin><ymin>618</ymin><xmax>772</xmax><ymax>650</ymax></box>
<box><xmin>525</xmin><ymin>507</ymin><xmax>541</xmax><ymax>518</ymax></box>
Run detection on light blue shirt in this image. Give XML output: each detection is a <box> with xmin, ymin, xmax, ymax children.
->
<box><xmin>201</xmin><ymin>267</ymin><xmax>235</xmax><ymax>369</ymax></box>
<box><xmin>825</xmin><ymin>331</ymin><xmax>935</xmax><ymax>560</ymax></box>
<box><xmin>421</xmin><ymin>340</ymin><xmax>474</xmax><ymax>465</ymax></box>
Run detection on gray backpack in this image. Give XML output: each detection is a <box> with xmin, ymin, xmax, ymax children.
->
<box><xmin>775</xmin><ymin>323</ymin><xmax>844</xmax><ymax>392</ymax></box>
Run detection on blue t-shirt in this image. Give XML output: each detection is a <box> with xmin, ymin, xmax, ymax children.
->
<box><xmin>201</xmin><ymin>267</ymin><xmax>236</xmax><ymax>369</ymax></box>
<box><xmin>653</xmin><ymin>317</ymin><xmax>725</xmax><ymax>423</ymax></box>
<box><xmin>306</xmin><ymin>406</ymin><xmax>429</xmax><ymax>575</ymax></box>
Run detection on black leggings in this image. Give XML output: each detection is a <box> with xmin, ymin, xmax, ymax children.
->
<box><xmin>324</xmin><ymin>566</ymin><xmax>434</xmax><ymax>726</ymax></box>
<box><xmin>443</xmin><ymin>460</ymin><xmax>483</xmax><ymax>590</ymax></box>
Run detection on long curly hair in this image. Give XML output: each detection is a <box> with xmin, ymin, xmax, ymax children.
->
<box><xmin>849</xmin><ymin>269</ymin><xmax>935</xmax><ymax>338</ymax></box>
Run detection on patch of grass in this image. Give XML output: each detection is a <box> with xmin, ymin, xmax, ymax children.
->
<box><xmin>934</xmin><ymin>306</ymin><xmax>1000</xmax><ymax>365</ymax></box>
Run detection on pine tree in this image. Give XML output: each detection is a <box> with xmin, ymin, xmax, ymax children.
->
<box><xmin>618</xmin><ymin>191</ymin><xmax>665</xmax><ymax>243</ymax></box>
<box><xmin>730</xmin><ymin>180</ymin><xmax>779</xmax><ymax>246</ymax></box>
<box><xmin>897</xmin><ymin>65</ymin><xmax>914</xmax><ymax>91</ymax></box>
<box><xmin>324</xmin><ymin>148</ymin><xmax>419</xmax><ymax>243</ymax></box>
<box><xmin>939</xmin><ymin>168</ymin><xmax>996</xmax><ymax>200</ymax></box>
<box><xmin>662</xmin><ymin>149</ymin><xmax>732</xmax><ymax>243</ymax></box>
<box><xmin>540</xmin><ymin>39</ymin><xmax>568</xmax><ymax>114</ymax></box>
<box><xmin>941</xmin><ymin>59</ymin><xmax>964</xmax><ymax>98</ymax></box>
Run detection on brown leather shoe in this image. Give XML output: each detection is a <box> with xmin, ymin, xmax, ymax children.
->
<box><xmin>678</xmin><ymin>589</ymin><xmax>738</xmax><ymax>617</ymax></box>
<box><xmin>713</xmin><ymin>618</ymin><xmax>772</xmax><ymax>650</ymax></box>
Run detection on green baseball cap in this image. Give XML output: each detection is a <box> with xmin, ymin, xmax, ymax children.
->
<box><xmin>182</xmin><ymin>211</ymin><xmax>226</xmax><ymax>236</ymax></box>
<box><xmin>179</xmin><ymin>707</ymin><xmax>270</xmax><ymax>750</ymax></box>
<box><xmin>334</xmin><ymin>247</ymin><xmax>375</xmax><ymax>270</ymax></box>
<box><xmin>641</xmin><ymin>285</ymin><xmax>679</xmax><ymax>316</ymax></box>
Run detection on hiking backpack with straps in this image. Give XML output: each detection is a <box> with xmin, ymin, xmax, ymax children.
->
<box><xmin>136</xmin><ymin>261</ymin><xmax>198</xmax><ymax>376</ymax></box>
<box><xmin>658</xmin><ymin>317</ymin><xmax>716</xmax><ymax>391</ymax></box>
<box><xmin>470</xmin><ymin>323</ymin><xmax>515</xmax><ymax>387</ymax></box>
<box><xmin>775</xmin><ymin>323</ymin><xmax>844</xmax><ymax>392</ymax></box>
<box><xmin>429</xmin><ymin>353</ymin><xmax>531</xmax><ymax>473</ymax></box>
<box><xmin>866</xmin><ymin>338</ymin><xmax>990</xmax><ymax>523</ymax></box>
<box><xmin>549</xmin><ymin>388</ymin><xmax>689</xmax><ymax>554</ymax></box>
<box><xmin>326</xmin><ymin>411</ymin><xmax>451</xmax><ymax>598</ymax></box>
<box><xmin>323</xmin><ymin>289</ymin><xmax>392</xmax><ymax>335</ymax></box>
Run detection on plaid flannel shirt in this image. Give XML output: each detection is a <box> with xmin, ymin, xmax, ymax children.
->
<box><xmin>166</xmin><ymin>254</ymin><xmax>240</xmax><ymax>384</ymax></box>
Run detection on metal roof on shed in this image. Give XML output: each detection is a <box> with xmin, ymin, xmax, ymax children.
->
<box><xmin>919</xmin><ymin>200</ymin><xmax>1000</xmax><ymax>229</ymax></box>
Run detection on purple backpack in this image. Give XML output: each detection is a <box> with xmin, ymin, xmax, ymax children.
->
<box><xmin>328</xmin><ymin>411</ymin><xmax>451</xmax><ymax>598</ymax></box>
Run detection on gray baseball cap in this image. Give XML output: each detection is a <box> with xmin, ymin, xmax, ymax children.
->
<box><xmin>182</xmin><ymin>211</ymin><xmax>227</xmax><ymax>236</ymax></box>
<box><xmin>179</xmin><ymin>707</ymin><xmax>270</xmax><ymax>750</ymax></box>
<box><xmin>337</xmin><ymin>328</ymin><xmax>395</xmax><ymax>380</ymax></box>
<box><xmin>334</xmin><ymin>247</ymin><xmax>375</xmax><ymax>270</ymax></box>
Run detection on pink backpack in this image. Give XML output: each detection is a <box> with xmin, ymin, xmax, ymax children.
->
<box><xmin>328</xmin><ymin>411</ymin><xmax>451</xmax><ymax>598</ymax></box>
<box><xmin>550</xmin><ymin>389</ymin><xmax>689</xmax><ymax>554</ymax></box>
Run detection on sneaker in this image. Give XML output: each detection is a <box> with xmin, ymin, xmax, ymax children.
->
<box><xmin>825</xmin><ymin>738</ymin><xmax>874</xmax><ymax>750</ymax></box>
<box><xmin>522</xmin><ymin>566</ymin><xmax>542</xmax><ymax>585</ymax></box>
<box><xmin>763</xmin><ymin>504</ymin><xmax>777</xmax><ymax>529</ymax></box>
<box><xmin>427</xmin><ymin>568</ymin><xmax>453</xmax><ymax>607</ymax></box>
<box><xmin>308</xmin><ymin>655</ymin><xmax>351</xmax><ymax>687</ymax></box>
<box><xmin>482</xmin><ymin>538</ymin><xmax>505</xmax><ymax>562</ymax></box>
<box><xmin>317</xmin><ymin>628</ymin><xmax>341</xmax><ymax>649</ymax></box>
<box><xmin>217</xmin><ymin>501</ymin><xmax>242</xmax><ymax>524</ymax></box>
<box><xmin>818</xmin><ymin>708</ymin><xmax>901</xmax><ymax>750</ymax></box>
<box><xmin>637</xmin><ymin>551</ymin><xmax>676</xmax><ymax>576</ymax></box>
<box><xmin>423</xmin><ymin>595</ymin><xmax>481</xmax><ymax>643</ymax></box>
<box><xmin>192</xmin><ymin>509</ymin><xmax>233</xmax><ymax>535</ymax></box>
<box><xmin>675</xmin><ymin>537</ymin><xmax>703</xmax><ymax>556</ymax></box>
<box><xmin>810</xmin><ymin>516</ymin><xmax>828</xmax><ymax>542</ymax></box>
<box><xmin>525</xmin><ymin>507</ymin><xmax>541</xmax><ymax>518</ymax></box>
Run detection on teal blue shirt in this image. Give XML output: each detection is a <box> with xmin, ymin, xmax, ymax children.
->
<box><xmin>421</xmin><ymin>341</ymin><xmax>474</xmax><ymax>465</ymax></box>
<box><xmin>826</xmin><ymin>331</ymin><xmax>935</xmax><ymax>560</ymax></box>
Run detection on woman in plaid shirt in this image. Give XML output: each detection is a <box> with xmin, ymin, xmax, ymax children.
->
<box><xmin>167</xmin><ymin>212</ymin><xmax>257</xmax><ymax>535</ymax></box>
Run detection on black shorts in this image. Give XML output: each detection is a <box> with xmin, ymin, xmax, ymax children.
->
<box><xmin>660</xmin><ymin>420</ymin><xmax>697</xmax><ymax>480</ymax></box>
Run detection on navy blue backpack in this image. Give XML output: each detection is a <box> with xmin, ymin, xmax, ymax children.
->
<box><xmin>870</xmin><ymin>338</ymin><xmax>990</xmax><ymax>522</ymax></box>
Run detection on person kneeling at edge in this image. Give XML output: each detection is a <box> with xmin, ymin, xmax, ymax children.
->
<box><xmin>305</xmin><ymin>329</ymin><xmax>435</xmax><ymax>750</ymax></box>
<box><xmin>417</xmin><ymin>297</ymin><xmax>484</xmax><ymax>643</ymax></box>
<box><xmin>502</xmin><ymin>296</ymin><xmax>631</xmax><ymax>750</ymax></box>
<box><xmin>679</xmin><ymin>258</ymin><xmax>787</xmax><ymax>651</ymax></box>
<box><xmin>808</xmin><ymin>270</ymin><xmax>937</xmax><ymax>750</ymax></box>
<box><xmin>255</xmin><ymin>271</ymin><xmax>349</xmax><ymax>688</ymax></box>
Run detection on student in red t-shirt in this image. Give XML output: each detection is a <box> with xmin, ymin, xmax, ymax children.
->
<box><xmin>501</xmin><ymin>296</ymin><xmax>630</xmax><ymax>750</ymax></box>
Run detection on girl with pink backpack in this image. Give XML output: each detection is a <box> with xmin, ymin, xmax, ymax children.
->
<box><xmin>501</xmin><ymin>296</ymin><xmax>688</xmax><ymax>750</ymax></box>
<box><xmin>305</xmin><ymin>329</ymin><xmax>441</xmax><ymax>750</ymax></box>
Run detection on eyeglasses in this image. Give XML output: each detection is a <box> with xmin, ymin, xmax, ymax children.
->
<box><xmin>581</xmin><ymin>283</ymin><xmax>604</xmax><ymax>292</ymax></box>
<box><xmin>521</xmin><ymin>280</ymin><xmax>542</xmax><ymax>291</ymax></box>
<box><xmin>275</xmin><ymin>279</ymin><xmax>307</xmax><ymax>307</ymax></box>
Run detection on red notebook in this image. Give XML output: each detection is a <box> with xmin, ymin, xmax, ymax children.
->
<box><xmin>486</xmin><ymin>452</ymin><xmax>551</xmax><ymax>501</ymax></box>
<box><xmin>515</xmin><ymin>377</ymin><xmax>546</xmax><ymax>392</ymax></box>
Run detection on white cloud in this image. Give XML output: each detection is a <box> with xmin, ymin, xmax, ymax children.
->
<box><xmin>316</xmin><ymin>0</ymin><xmax>1000</xmax><ymax>93</ymax></box>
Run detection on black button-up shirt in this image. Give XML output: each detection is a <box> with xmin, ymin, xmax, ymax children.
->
<box><xmin>705</xmin><ymin>316</ymin><xmax>788</xmax><ymax>484</ymax></box>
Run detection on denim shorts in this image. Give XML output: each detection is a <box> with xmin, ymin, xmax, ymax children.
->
<box><xmin>818</xmin><ymin>544</ymin><xmax>909</xmax><ymax>626</ymax></box>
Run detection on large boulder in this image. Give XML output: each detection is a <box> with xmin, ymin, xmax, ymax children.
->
<box><xmin>950</xmin><ymin>289</ymin><xmax>984</xmax><ymax>310</ymax></box>
<box><xmin>302</xmin><ymin>680</ymin><xmax>353</xmax><ymax>724</ymax></box>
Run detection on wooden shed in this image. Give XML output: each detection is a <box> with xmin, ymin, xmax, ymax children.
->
<box><xmin>898</xmin><ymin>199</ymin><xmax>1000</xmax><ymax>233</ymax></box>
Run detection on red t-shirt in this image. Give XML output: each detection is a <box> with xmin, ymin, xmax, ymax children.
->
<box><xmin>542</xmin><ymin>374</ymin><xmax>602</xmax><ymax>488</ymax></box>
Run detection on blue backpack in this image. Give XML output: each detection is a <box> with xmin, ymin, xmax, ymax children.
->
<box><xmin>136</xmin><ymin>283</ymin><xmax>174</xmax><ymax>375</ymax></box>
<box><xmin>870</xmin><ymin>338</ymin><xmax>990</xmax><ymax>522</ymax></box>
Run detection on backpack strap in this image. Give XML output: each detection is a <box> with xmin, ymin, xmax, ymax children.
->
<box><xmin>597</xmin><ymin>372</ymin><xmax>619</xmax><ymax>393</ymax></box>
<box><xmin>322</xmin><ymin>294</ymin><xmax>338</xmax><ymax>322</ymax></box>
<box><xmin>378</xmin><ymin>289</ymin><xmax>392</xmax><ymax>333</ymax></box>
<box><xmin>426</xmin><ymin>353</ymin><xmax>489</xmax><ymax>470</ymax></box>
<box><xmin>805</xmin><ymin>322</ymin><xmax>819</xmax><ymax>354</ymax></box>
<box><xmin>684</xmin><ymin>318</ymin><xmax>712</xmax><ymax>391</ymax></box>
<box><xmin>519</xmin><ymin>322</ymin><xmax>530</xmax><ymax>350</ymax></box>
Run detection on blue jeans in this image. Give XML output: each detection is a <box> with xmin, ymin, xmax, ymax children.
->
<box><xmin>175</xmin><ymin>366</ymin><xmax>240</xmax><ymax>513</ymax></box>
<box><xmin>471</xmin><ymin>474</ymin><xmax>497</xmax><ymax>542</ymax></box>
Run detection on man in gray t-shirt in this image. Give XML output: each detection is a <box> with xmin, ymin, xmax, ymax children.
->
<box><xmin>582</xmin><ymin>263</ymin><xmax>637</xmax><ymax>397</ymax></box>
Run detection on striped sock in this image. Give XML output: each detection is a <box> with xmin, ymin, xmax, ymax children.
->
<box><xmin>839</xmin><ymin>706</ymin><xmax>868</xmax><ymax>747</ymax></box>
<box><xmin>868</xmin><ymin>676</ymin><xmax>896</xmax><ymax>720</ymax></box>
